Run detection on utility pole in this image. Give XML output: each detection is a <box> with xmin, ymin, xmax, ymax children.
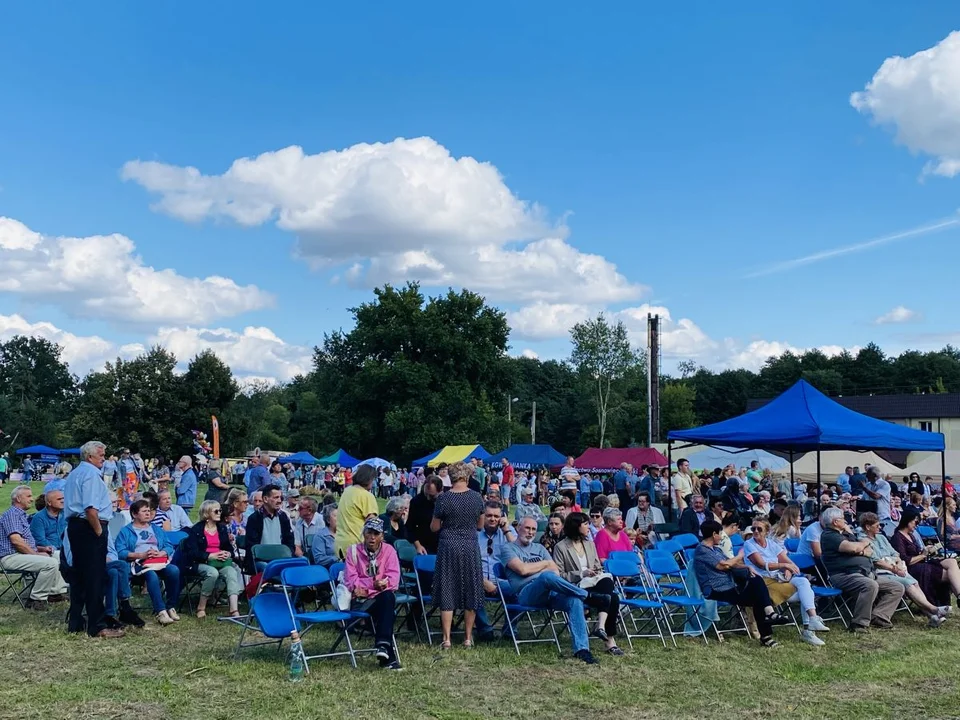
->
<box><xmin>530</xmin><ymin>401</ymin><xmax>537</xmax><ymax>445</ymax></box>
<box><xmin>507</xmin><ymin>396</ymin><xmax>519</xmax><ymax>446</ymax></box>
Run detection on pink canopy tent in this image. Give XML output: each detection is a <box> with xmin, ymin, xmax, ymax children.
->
<box><xmin>573</xmin><ymin>447</ymin><xmax>669</xmax><ymax>473</ymax></box>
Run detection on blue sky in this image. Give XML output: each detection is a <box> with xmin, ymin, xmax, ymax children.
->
<box><xmin>2</xmin><ymin>2</ymin><xmax>960</xmax><ymax>381</ymax></box>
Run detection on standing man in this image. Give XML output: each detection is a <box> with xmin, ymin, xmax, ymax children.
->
<box><xmin>22</xmin><ymin>455</ymin><xmax>35</xmax><ymax>483</ymax></box>
<box><xmin>500</xmin><ymin>458</ymin><xmax>515</xmax><ymax>507</ymax></box>
<box><xmin>473</xmin><ymin>459</ymin><xmax>487</xmax><ymax>493</ymax></box>
<box><xmin>0</xmin><ymin>452</ymin><xmax>8</xmax><ymax>485</ymax></box>
<box><xmin>247</xmin><ymin>454</ymin><xmax>271</xmax><ymax>496</ymax></box>
<box><xmin>64</xmin><ymin>440</ymin><xmax>123</xmax><ymax>638</ymax></box>
<box><xmin>671</xmin><ymin>458</ymin><xmax>695</xmax><ymax>513</ymax></box>
<box><xmin>174</xmin><ymin>456</ymin><xmax>197</xmax><ymax>515</ymax></box>
<box><xmin>861</xmin><ymin>468</ymin><xmax>892</xmax><ymax>531</ymax></box>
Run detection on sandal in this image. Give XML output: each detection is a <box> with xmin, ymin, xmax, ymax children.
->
<box><xmin>463</xmin><ymin>639</ymin><xmax>474</xmax><ymax>649</ymax></box>
<box><xmin>196</xmin><ymin>610</ymin><xmax>206</xmax><ymax>620</ymax></box>
<box><xmin>760</xmin><ymin>636</ymin><xmax>779</xmax><ymax>648</ymax></box>
<box><xmin>440</xmin><ymin>640</ymin><xmax>451</xmax><ymax>650</ymax></box>
<box><xmin>229</xmin><ymin>610</ymin><xmax>241</xmax><ymax>618</ymax></box>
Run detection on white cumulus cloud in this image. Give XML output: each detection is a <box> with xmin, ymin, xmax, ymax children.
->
<box><xmin>149</xmin><ymin>326</ymin><xmax>312</xmax><ymax>382</ymax></box>
<box><xmin>0</xmin><ymin>313</ymin><xmax>137</xmax><ymax>371</ymax></box>
<box><xmin>874</xmin><ymin>305</ymin><xmax>921</xmax><ymax>325</ymax></box>
<box><xmin>851</xmin><ymin>31</ymin><xmax>960</xmax><ymax>177</ymax></box>
<box><xmin>122</xmin><ymin>137</ymin><xmax>643</xmax><ymax>305</ymax></box>
<box><xmin>0</xmin><ymin>217</ymin><xmax>273</xmax><ymax>326</ymax></box>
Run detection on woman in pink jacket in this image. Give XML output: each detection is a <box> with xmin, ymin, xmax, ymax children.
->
<box><xmin>344</xmin><ymin>518</ymin><xmax>402</xmax><ymax>670</ymax></box>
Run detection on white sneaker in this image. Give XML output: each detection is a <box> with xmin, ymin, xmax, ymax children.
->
<box><xmin>156</xmin><ymin>610</ymin><xmax>174</xmax><ymax>626</ymax></box>
<box><xmin>937</xmin><ymin>605</ymin><xmax>952</xmax><ymax>618</ymax></box>
<box><xmin>800</xmin><ymin>629</ymin><xmax>825</xmax><ymax>646</ymax></box>
<box><xmin>807</xmin><ymin>616</ymin><xmax>830</xmax><ymax>632</ymax></box>
<box><xmin>167</xmin><ymin>608</ymin><xmax>181</xmax><ymax>621</ymax></box>
<box><xmin>928</xmin><ymin>615</ymin><xmax>946</xmax><ymax>629</ymax></box>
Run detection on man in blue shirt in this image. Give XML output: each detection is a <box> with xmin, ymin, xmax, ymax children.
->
<box><xmin>835</xmin><ymin>467</ymin><xmax>852</xmax><ymax>494</ymax></box>
<box><xmin>474</xmin><ymin>501</ymin><xmax>516</xmax><ymax>640</ymax></box>
<box><xmin>21</xmin><ymin>455</ymin><xmax>35</xmax><ymax>483</ymax></box>
<box><xmin>0</xmin><ymin>485</ymin><xmax>68</xmax><ymax>609</ymax></box>
<box><xmin>64</xmin><ymin>440</ymin><xmax>122</xmax><ymax>638</ymax></box>
<box><xmin>30</xmin><ymin>489</ymin><xmax>66</xmax><ymax>550</ymax></box>
<box><xmin>174</xmin><ymin>456</ymin><xmax>197</xmax><ymax>512</ymax></box>
<box><xmin>501</xmin><ymin>516</ymin><xmax>596</xmax><ymax>664</ymax></box>
<box><xmin>849</xmin><ymin>466</ymin><xmax>867</xmax><ymax>497</ymax></box>
<box><xmin>246</xmin><ymin>454</ymin><xmax>270</xmax><ymax>495</ymax></box>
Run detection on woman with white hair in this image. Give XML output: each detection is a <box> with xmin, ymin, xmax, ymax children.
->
<box><xmin>593</xmin><ymin>507</ymin><xmax>633</xmax><ymax>560</ymax></box>
<box><xmin>183</xmin><ymin>499</ymin><xmax>242</xmax><ymax>618</ymax></box>
<box><xmin>380</xmin><ymin>495</ymin><xmax>410</xmax><ymax>546</ymax></box>
<box><xmin>43</xmin><ymin>461</ymin><xmax>74</xmax><ymax>494</ymax></box>
<box><xmin>752</xmin><ymin>491</ymin><xmax>772</xmax><ymax>518</ymax></box>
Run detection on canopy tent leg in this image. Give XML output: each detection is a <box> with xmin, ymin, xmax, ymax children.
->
<box><xmin>816</xmin><ymin>450</ymin><xmax>822</xmax><ymax>515</ymax></box>
<box><xmin>667</xmin><ymin>442</ymin><xmax>674</xmax><ymax>523</ymax></box>
<box><xmin>942</xmin><ymin>450</ymin><xmax>947</xmax><ymax>501</ymax></box>
<box><xmin>789</xmin><ymin>451</ymin><xmax>795</xmax><ymax>501</ymax></box>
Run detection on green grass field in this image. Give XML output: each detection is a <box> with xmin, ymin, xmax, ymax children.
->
<box><xmin>1</xmin><ymin>481</ymin><xmax>959</xmax><ymax>720</ymax></box>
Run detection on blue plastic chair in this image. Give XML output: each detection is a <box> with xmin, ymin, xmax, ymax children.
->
<box><xmin>280</xmin><ymin>565</ymin><xmax>362</xmax><ymax>669</ymax></box>
<box><xmin>784</xmin><ymin>538</ymin><xmax>800</xmax><ymax>552</ymax></box>
<box><xmin>605</xmin><ymin>558</ymin><xmax>666</xmax><ymax>648</ymax></box>
<box><xmin>672</xmin><ymin>533</ymin><xmax>700</xmax><ymax>550</ymax></box>
<box><xmin>413</xmin><ymin>554</ymin><xmax>438</xmax><ymax>645</ymax></box>
<box><xmin>787</xmin><ymin>551</ymin><xmax>848</xmax><ymax>628</ymax></box>
<box><xmin>493</xmin><ymin>563</ymin><xmax>561</xmax><ymax>656</ymax></box>
<box><xmin>917</xmin><ymin>525</ymin><xmax>938</xmax><ymax>540</ymax></box>
<box><xmin>228</xmin><ymin>556</ymin><xmax>308</xmax><ymax>635</ymax></box>
<box><xmin>730</xmin><ymin>533</ymin><xmax>745</xmax><ymax>550</ymax></box>
<box><xmin>638</xmin><ymin>554</ymin><xmax>708</xmax><ymax>645</ymax></box>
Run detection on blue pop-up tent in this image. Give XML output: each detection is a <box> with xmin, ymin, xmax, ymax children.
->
<box><xmin>487</xmin><ymin>444</ymin><xmax>566</xmax><ymax>469</ymax></box>
<box><xmin>316</xmin><ymin>449</ymin><xmax>361</xmax><ymax>467</ymax></box>
<box><xmin>278</xmin><ymin>451</ymin><xmax>321</xmax><ymax>465</ymax></box>
<box><xmin>668</xmin><ymin>380</ymin><xmax>943</xmax><ymax>452</ymax></box>
<box><xmin>16</xmin><ymin>445</ymin><xmax>61</xmax><ymax>456</ymax></box>
<box><xmin>668</xmin><ymin>379</ymin><xmax>946</xmax><ymax>512</ymax></box>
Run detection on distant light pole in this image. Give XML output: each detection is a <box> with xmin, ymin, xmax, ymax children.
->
<box><xmin>508</xmin><ymin>396</ymin><xmax>519</xmax><ymax>446</ymax></box>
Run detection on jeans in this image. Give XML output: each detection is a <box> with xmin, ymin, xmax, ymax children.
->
<box><xmin>142</xmin><ymin>565</ymin><xmax>182</xmax><ymax>614</ymax></box>
<box><xmin>105</xmin><ymin>560</ymin><xmax>132</xmax><ymax>617</ymax></box>
<box><xmin>517</xmin><ymin>572</ymin><xmax>589</xmax><ymax>653</ymax></box>
<box><xmin>196</xmin><ymin>563</ymin><xmax>243</xmax><ymax>597</ymax></box>
<box><xmin>356</xmin><ymin>591</ymin><xmax>396</xmax><ymax>647</ymax></box>
<box><xmin>475</xmin><ymin>579</ymin><xmax>513</xmax><ymax>634</ymax></box>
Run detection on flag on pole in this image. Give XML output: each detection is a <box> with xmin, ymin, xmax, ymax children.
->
<box><xmin>211</xmin><ymin>415</ymin><xmax>220</xmax><ymax>459</ymax></box>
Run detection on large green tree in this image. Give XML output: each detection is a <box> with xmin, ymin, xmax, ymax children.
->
<box><xmin>0</xmin><ymin>336</ymin><xmax>76</xmax><ymax>447</ymax></box>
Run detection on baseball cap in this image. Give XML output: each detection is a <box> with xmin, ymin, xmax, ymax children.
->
<box><xmin>363</xmin><ymin>518</ymin><xmax>384</xmax><ymax>534</ymax></box>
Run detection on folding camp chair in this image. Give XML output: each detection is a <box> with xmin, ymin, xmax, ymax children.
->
<box><xmin>229</xmin><ymin>557</ymin><xmax>308</xmax><ymax>642</ymax></box>
<box><xmin>251</xmin><ymin>544</ymin><xmax>292</xmax><ymax>573</ymax></box>
<box><xmin>280</xmin><ymin>565</ymin><xmax>365</xmax><ymax>670</ymax></box>
<box><xmin>606</xmin><ymin>558</ymin><xmax>667</xmax><ymax>648</ymax></box>
<box><xmin>671</xmin><ymin>533</ymin><xmax>700</xmax><ymax>551</ymax></box>
<box><xmin>412</xmin><ymin>554</ymin><xmax>439</xmax><ymax>645</ymax></box>
<box><xmin>643</xmin><ymin>552</ymin><xmax>709</xmax><ymax>645</ymax></box>
<box><xmin>329</xmin><ymin>561</ymin><xmax>419</xmax><ymax>644</ymax></box>
<box><xmin>0</xmin><ymin>563</ymin><xmax>36</xmax><ymax>609</ymax></box>
<box><xmin>787</xmin><ymin>552</ymin><xmax>849</xmax><ymax>629</ymax></box>
<box><xmin>494</xmin><ymin>563</ymin><xmax>562</xmax><ymax>656</ymax></box>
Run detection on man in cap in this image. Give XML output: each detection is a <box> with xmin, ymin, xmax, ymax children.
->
<box><xmin>342</xmin><ymin>517</ymin><xmax>402</xmax><ymax>670</ymax></box>
<box><xmin>515</xmin><ymin>486</ymin><xmax>547</xmax><ymax>524</ymax></box>
<box><xmin>174</xmin><ymin>456</ymin><xmax>197</xmax><ymax>514</ymax></box>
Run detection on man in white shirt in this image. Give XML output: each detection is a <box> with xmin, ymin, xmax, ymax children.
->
<box><xmin>558</xmin><ymin>456</ymin><xmax>580</xmax><ymax>484</ymax></box>
<box><xmin>293</xmin><ymin>495</ymin><xmax>324</xmax><ymax>558</ymax></box>
<box><xmin>671</xmin><ymin>458</ymin><xmax>694</xmax><ymax>512</ymax></box>
<box><xmin>862</xmin><ymin>468</ymin><xmax>892</xmax><ymax>529</ymax></box>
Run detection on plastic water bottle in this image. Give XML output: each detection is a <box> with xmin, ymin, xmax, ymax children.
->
<box><xmin>289</xmin><ymin>631</ymin><xmax>305</xmax><ymax>682</ymax></box>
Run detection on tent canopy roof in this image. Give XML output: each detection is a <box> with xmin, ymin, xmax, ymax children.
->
<box><xmin>412</xmin><ymin>444</ymin><xmax>492</xmax><ymax>467</ymax></box>
<box><xmin>16</xmin><ymin>445</ymin><xmax>60</xmax><ymax>455</ymax></box>
<box><xmin>278</xmin><ymin>451</ymin><xmax>321</xmax><ymax>465</ymax></box>
<box><xmin>487</xmin><ymin>444</ymin><xmax>567</xmax><ymax>469</ymax></box>
<box><xmin>574</xmin><ymin>447</ymin><xmax>668</xmax><ymax>473</ymax></box>
<box><xmin>315</xmin><ymin>449</ymin><xmax>361</xmax><ymax>467</ymax></box>
<box><xmin>668</xmin><ymin>380</ymin><xmax>945</xmax><ymax>452</ymax></box>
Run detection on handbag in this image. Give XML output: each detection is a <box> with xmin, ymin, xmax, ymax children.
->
<box><xmin>207</xmin><ymin>558</ymin><xmax>233</xmax><ymax>569</ymax></box>
<box><xmin>579</xmin><ymin>571</ymin><xmax>613</xmax><ymax>590</ymax></box>
<box><xmin>131</xmin><ymin>556</ymin><xmax>170</xmax><ymax>576</ymax></box>
<box><xmin>334</xmin><ymin>546</ymin><xmax>357</xmax><ymax>611</ymax></box>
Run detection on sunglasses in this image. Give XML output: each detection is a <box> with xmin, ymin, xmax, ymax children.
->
<box><xmin>486</xmin><ymin>536</ymin><xmax>494</xmax><ymax>555</ymax></box>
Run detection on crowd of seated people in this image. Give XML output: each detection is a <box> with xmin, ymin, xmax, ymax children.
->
<box><xmin>8</xmin><ymin>446</ymin><xmax>960</xmax><ymax>675</ymax></box>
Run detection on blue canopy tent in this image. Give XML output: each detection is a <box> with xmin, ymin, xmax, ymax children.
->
<box><xmin>683</xmin><ymin>447</ymin><xmax>789</xmax><ymax>472</ymax></box>
<box><xmin>59</xmin><ymin>447</ymin><xmax>82</xmax><ymax>456</ymax></box>
<box><xmin>487</xmin><ymin>444</ymin><xmax>566</xmax><ymax>470</ymax></box>
<box><xmin>278</xmin><ymin>451</ymin><xmax>321</xmax><ymax>465</ymax></box>
<box><xmin>316</xmin><ymin>449</ymin><xmax>361</xmax><ymax>468</ymax></box>
<box><xmin>667</xmin><ymin>379</ymin><xmax>946</xmax><ymax>513</ymax></box>
<box><xmin>16</xmin><ymin>445</ymin><xmax>60</xmax><ymax>456</ymax></box>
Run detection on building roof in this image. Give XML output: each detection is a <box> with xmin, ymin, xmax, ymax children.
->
<box><xmin>746</xmin><ymin>392</ymin><xmax>960</xmax><ymax>420</ymax></box>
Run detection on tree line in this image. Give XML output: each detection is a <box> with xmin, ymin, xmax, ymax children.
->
<box><xmin>3</xmin><ymin>282</ymin><xmax>960</xmax><ymax>463</ymax></box>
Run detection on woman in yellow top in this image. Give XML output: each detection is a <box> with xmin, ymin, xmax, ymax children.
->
<box><xmin>334</xmin><ymin>465</ymin><xmax>379</xmax><ymax>558</ymax></box>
